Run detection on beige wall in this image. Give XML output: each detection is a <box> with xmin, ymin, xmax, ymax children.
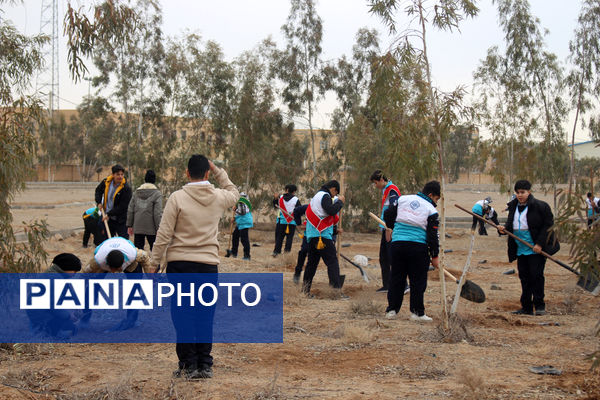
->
<box><xmin>572</xmin><ymin>141</ymin><xmax>599</xmax><ymax>159</ymax></box>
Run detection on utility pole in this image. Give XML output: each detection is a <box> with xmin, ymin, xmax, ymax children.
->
<box><xmin>36</xmin><ymin>0</ymin><xmax>59</xmax><ymax>182</ymax></box>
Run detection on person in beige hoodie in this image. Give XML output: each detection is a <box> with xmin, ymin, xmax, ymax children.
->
<box><xmin>150</xmin><ymin>154</ymin><xmax>239</xmax><ymax>380</ymax></box>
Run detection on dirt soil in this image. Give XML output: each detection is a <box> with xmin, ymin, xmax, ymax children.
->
<box><xmin>2</xmin><ymin>185</ymin><xmax>599</xmax><ymax>399</ymax></box>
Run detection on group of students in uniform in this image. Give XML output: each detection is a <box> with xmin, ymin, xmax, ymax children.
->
<box><xmin>39</xmin><ymin>156</ymin><xmax>562</xmax><ymax>380</ymax></box>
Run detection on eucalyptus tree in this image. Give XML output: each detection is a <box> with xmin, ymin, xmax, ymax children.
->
<box><xmin>326</xmin><ymin>28</ymin><xmax>380</xmax><ymax>192</ymax></box>
<box><xmin>226</xmin><ymin>40</ymin><xmax>306</xmax><ymax>209</ymax></box>
<box><xmin>278</xmin><ymin>0</ymin><xmax>327</xmax><ymax>176</ymax></box>
<box><xmin>475</xmin><ymin>0</ymin><xmax>566</xmax><ymax>194</ymax></box>
<box><xmin>178</xmin><ymin>35</ymin><xmax>236</xmax><ymax>155</ymax></box>
<box><xmin>567</xmin><ymin>0</ymin><xmax>600</xmax><ymax>192</ymax></box>
<box><xmin>368</xmin><ymin>0</ymin><xmax>479</xmax><ymax>327</ymax></box>
<box><xmin>0</xmin><ymin>4</ymin><xmax>49</xmax><ymax>271</ymax></box>
<box><xmin>90</xmin><ymin>0</ymin><xmax>165</xmax><ymax>181</ymax></box>
<box><xmin>74</xmin><ymin>96</ymin><xmax>118</xmax><ymax>181</ymax></box>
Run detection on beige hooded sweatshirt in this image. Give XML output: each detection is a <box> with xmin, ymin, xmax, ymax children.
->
<box><xmin>150</xmin><ymin>167</ymin><xmax>239</xmax><ymax>269</ymax></box>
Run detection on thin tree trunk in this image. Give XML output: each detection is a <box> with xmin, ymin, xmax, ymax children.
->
<box><xmin>569</xmin><ymin>76</ymin><xmax>584</xmax><ymax>194</ymax></box>
<box><xmin>419</xmin><ymin>0</ymin><xmax>448</xmax><ymax>330</ymax></box>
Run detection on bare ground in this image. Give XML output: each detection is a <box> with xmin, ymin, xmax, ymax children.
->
<box><xmin>2</xmin><ymin>185</ymin><xmax>599</xmax><ymax>399</ymax></box>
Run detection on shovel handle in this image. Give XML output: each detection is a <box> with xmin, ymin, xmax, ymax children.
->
<box><xmin>455</xmin><ymin>204</ymin><xmax>579</xmax><ymax>276</ymax></box>
<box><xmin>367</xmin><ymin>211</ymin><xmax>457</xmax><ymax>282</ymax></box>
<box><xmin>99</xmin><ymin>210</ymin><xmax>112</xmax><ymax>239</ymax></box>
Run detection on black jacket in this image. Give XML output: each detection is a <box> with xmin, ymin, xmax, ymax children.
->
<box><xmin>95</xmin><ymin>177</ymin><xmax>132</xmax><ymax>225</ymax></box>
<box><xmin>504</xmin><ymin>194</ymin><xmax>558</xmax><ymax>262</ymax></box>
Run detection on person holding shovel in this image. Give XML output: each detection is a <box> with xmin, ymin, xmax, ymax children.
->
<box><xmin>471</xmin><ymin>196</ymin><xmax>493</xmax><ymax>235</ymax></box>
<box><xmin>272</xmin><ymin>184</ymin><xmax>301</xmax><ymax>257</ymax></box>
<box><xmin>370</xmin><ymin>170</ymin><xmax>401</xmax><ymax>293</ymax></box>
<box><xmin>497</xmin><ymin>180</ymin><xmax>557</xmax><ymax>316</ymax></box>
<box><xmin>302</xmin><ymin>180</ymin><xmax>346</xmax><ymax>298</ymax></box>
<box><xmin>383</xmin><ymin>181</ymin><xmax>441</xmax><ymax>322</ymax></box>
<box><xmin>95</xmin><ymin>164</ymin><xmax>132</xmax><ymax>240</ymax></box>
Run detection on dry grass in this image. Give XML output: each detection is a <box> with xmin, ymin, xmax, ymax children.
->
<box><xmin>340</xmin><ymin>324</ymin><xmax>373</xmax><ymax>346</ymax></box>
<box><xmin>58</xmin><ymin>375</ymin><xmax>137</xmax><ymax>400</ymax></box>
<box><xmin>0</xmin><ymin>368</ymin><xmax>54</xmax><ymax>394</ymax></box>
<box><xmin>454</xmin><ymin>367</ymin><xmax>489</xmax><ymax>400</ymax></box>
<box><xmin>251</xmin><ymin>371</ymin><xmax>283</xmax><ymax>400</ymax></box>
<box><xmin>349</xmin><ymin>293</ymin><xmax>383</xmax><ymax>317</ymax></box>
<box><xmin>558</xmin><ymin>285</ymin><xmax>583</xmax><ymax>315</ymax></box>
<box><xmin>283</xmin><ymin>284</ymin><xmax>306</xmax><ymax>307</ymax></box>
<box><xmin>435</xmin><ymin>314</ymin><xmax>473</xmax><ymax>343</ymax></box>
<box><xmin>370</xmin><ymin>363</ymin><xmax>447</xmax><ymax>380</ymax></box>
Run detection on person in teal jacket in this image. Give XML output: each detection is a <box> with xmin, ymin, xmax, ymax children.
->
<box><xmin>82</xmin><ymin>206</ymin><xmax>101</xmax><ymax>247</ymax></box>
<box><xmin>232</xmin><ymin>192</ymin><xmax>253</xmax><ymax>260</ymax></box>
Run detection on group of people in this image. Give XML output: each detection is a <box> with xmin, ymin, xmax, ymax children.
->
<box><xmin>82</xmin><ymin>165</ymin><xmax>163</xmax><ymax>251</ymax></box>
<box><xmin>42</xmin><ymin>156</ymin><xmax>563</xmax><ymax>380</ymax></box>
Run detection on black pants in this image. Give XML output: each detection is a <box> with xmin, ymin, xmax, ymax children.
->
<box><xmin>295</xmin><ymin>235</ymin><xmax>309</xmax><ymax>275</ymax></box>
<box><xmin>302</xmin><ymin>237</ymin><xmax>342</xmax><ymax>293</ymax></box>
<box><xmin>471</xmin><ymin>215</ymin><xmax>487</xmax><ymax>235</ymax></box>
<box><xmin>379</xmin><ymin>230</ymin><xmax>391</xmax><ymax>289</ymax></box>
<box><xmin>98</xmin><ymin>218</ymin><xmax>129</xmax><ymax>241</ymax></box>
<box><xmin>231</xmin><ymin>227</ymin><xmax>250</xmax><ymax>258</ymax></box>
<box><xmin>517</xmin><ymin>254</ymin><xmax>546</xmax><ymax>312</ymax></box>
<box><xmin>273</xmin><ymin>223</ymin><xmax>296</xmax><ymax>254</ymax></box>
<box><xmin>134</xmin><ymin>234</ymin><xmax>156</xmax><ymax>251</ymax></box>
<box><xmin>167</xmin><ymin>261</ymin><xmax>217</xmax><ymax>370</ymax></box>
<box><xmin>386</xmin><ymin>241</ymin><xmax>430</xmax><ymax>316</ymax></box>
<box><xmin>83</xmin><ymin>216</ymin><xmax>101</xmax><ymax>246</ymax></box>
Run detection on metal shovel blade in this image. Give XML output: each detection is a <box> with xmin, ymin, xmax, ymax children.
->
<box><xmin>577</xmin><ymin>270</ymin><xmax>600</xmax><ymax>295</ymax></box>
<box><xmin>460</xmin><ymin>280</ymin><xmax>486</xmax><ymax>303</ymax></box>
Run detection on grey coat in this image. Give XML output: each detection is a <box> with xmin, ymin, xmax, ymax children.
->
<box><xmin>127</xmin><ymin>183</ymin><xmax>163</xmax><ymax>235</ymax></box>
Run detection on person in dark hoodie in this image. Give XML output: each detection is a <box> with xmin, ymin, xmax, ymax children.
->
<box><xmin>127</xmin><ymin>169</ymin><xmax>163</xmax><ymax>251</ymax></box>
<box><xmin>497</xmin><ymin>180</ymin><xmax>558</xmax><ymax>316</ymax></box>
<box><xmin>27</xmin><ymin>254</ymin><xmax>82</xmax><ymax>337</ymax></box>
<box><xmin>95</xmin><ymin>164</ymin><xmax>132</xmax><ymax>240</ymax></box>
<box><xmin>301</xmin><ymin>180</ymin><xmax>346</xmax><ymax>298</ymax></box>
<box><xmin>272</xmin><ymin>184</ymin><xmax>302</xmax><ymax>257</ymax></box>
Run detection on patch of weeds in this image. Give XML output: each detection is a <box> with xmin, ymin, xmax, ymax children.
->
<box><xmin>436</xmin><ymin>314</ymin><xmax>473</xmax><ymax>343</ymax></box>
<box><xmin>252</xmin><ymin>372</ymin><xmax>283</xmax><ymax>400</ymax></box>
<box><xmin>349</xmin><ymin>295</ymin><xmax>382</xmax><ymax>317</ymax></box>
<box><xmin>1</xmin><ymin>368</ymin><xmax>54</xmax><ymax>394</ymax></box>
<box><xmin>454</xmin><ymin>367</ymin><xmax>489</xmax><ymax>400</ymax></box>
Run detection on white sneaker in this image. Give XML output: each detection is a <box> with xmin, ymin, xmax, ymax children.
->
<box><xmin>385</xmin><ymin>310</ymin><xmax>397</xmax><ymax>320</ymax></box>
<box><xmin>404</xmin><ymin>286</ymin><xmax>410</xmax><ymax>295</ymax></box>
<box><xmin>410</xmin><ymin>313</ymin><xmax>433</xmax><ymax>322</ymax></box>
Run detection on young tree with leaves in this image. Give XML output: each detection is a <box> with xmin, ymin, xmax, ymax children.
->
<box><xmin>369</xmin><ymin>0</ymin><xmax>478</xmax><ymax>328</ymax></box>
<box><xmin>567</xmin><ymin>0</ymin><xmax>600</xmax><ymax>192</ymax></box>
<box><xmin>0</xmin><ymin>6</ymin><xmax>50</xmax><ymax>271</ymax></box>
<box><xmin>278</xmin><ymin>0</ymin><xmax>327</xmax><ymax>177</ymax></box>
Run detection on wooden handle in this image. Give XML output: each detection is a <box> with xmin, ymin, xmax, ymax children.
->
<box><xmin>369</xmin><ymin>211</ymin><xmax>454</xmax><ymax>280</ymax></box>
<box><xmin>368</xmin><ymin>212</ymin><xmax>390</xmax><ymax>229</ymax></box>
<box><xmin>454</xmin><ymin>204</ymin><xmax>578</xmax><ymax>275</ymax></box>
<box><xmin>101</xmin><ymin>210</ymin><xmax>111</xmax><ymax>239</ymax></box>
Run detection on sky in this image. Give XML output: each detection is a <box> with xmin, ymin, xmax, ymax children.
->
<box><xmin>3</xmin><ymin>0</ymin><xmax>592</xmax><ymax>142</ymax></box>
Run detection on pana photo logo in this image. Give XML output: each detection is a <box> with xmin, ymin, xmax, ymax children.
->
<box><xmin>20</xmin><ymin>279</ymin><xmax>262</xmax><ymax>310</ymax></box>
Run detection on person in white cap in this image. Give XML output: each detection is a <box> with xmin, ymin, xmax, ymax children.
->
<box><xmin>471</xmin><ymin>196</ymin><xmax>493</xmax><ymax>235</ymax></box>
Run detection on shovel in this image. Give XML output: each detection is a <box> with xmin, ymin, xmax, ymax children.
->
<box><xmin>455</xmin><ymin>204</ymin><xmax>600</xmax><ymax>295</ymax></box>
<box><xmin>99</xmin><ymin>209</ymin><xmax>111</xmax><ymax>239</ymax></box>
<box><xmin>339</xmin><ymin>253</ymin><xmax>369</xmax><ymax>283</ymax></box>
<box><xmin>367</xmin><ymin>212</ymin><xmax>485</xmax><ymax>303</ymax></box>
<box><xmin>442</xmin><ymin>267</ymin><xmax>486</xmax><ymax>303</ymax></box>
